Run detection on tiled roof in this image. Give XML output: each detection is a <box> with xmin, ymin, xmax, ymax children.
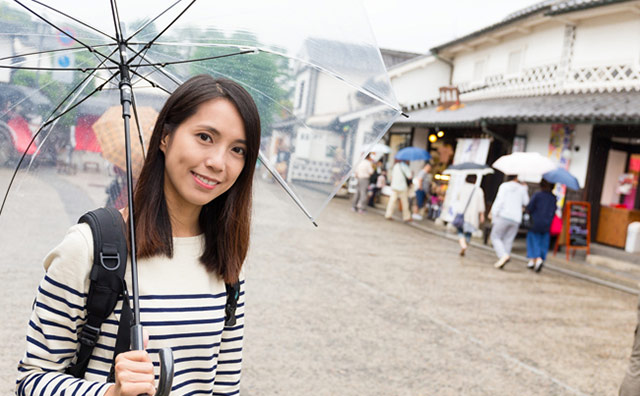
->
<box><xmin>548</xmin><ymin>0</ymin><xmax>635</xmax><ymax>15</ymax></box>
<box><xmin>397</xmin><ymin>92</ymin><xmax>640</xmax><ymax>126</ymax></box>
<box><xmin>431</xmin><ymin>0</ymin><xmax>636</xmax><ymax>53</ymax></box>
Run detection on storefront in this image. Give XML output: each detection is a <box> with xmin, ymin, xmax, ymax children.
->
<box><xmin>586</xmin><ymin>125</ymin><xmax>640</xmax><ymax>248</ymax></box>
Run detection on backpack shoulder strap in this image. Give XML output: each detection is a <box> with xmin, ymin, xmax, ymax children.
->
<box><xmin>66</xmin><ymin>207</ymin><xmax>129</xmax><ymax>379</ymax></box>
<box><xmin>224</xmin><ymin>281</ymin><xmax>241</xmax><ymax>327</ymax></box>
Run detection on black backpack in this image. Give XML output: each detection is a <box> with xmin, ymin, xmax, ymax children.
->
<box><xmin>66</xmin><ymin>207</ymin><xmax>241</xmax><ymax>380</ymax></box>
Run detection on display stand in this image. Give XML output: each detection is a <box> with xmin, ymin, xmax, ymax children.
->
<box><xmin>553</xmin><ymin>201</ymin><xmax>591</xmax><ymax>260</ymax></box>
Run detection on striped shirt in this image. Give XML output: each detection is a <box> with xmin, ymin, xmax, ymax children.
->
<box><xmin>16</xmin><ymin>223</ymin><xmax>245</xmax><ymax>396</ymax></box>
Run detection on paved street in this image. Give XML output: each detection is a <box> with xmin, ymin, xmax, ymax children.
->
<box><xmin>1</xmin><ymin>168</ymin><xmax>638</xmax><ymax>395</ymax></box>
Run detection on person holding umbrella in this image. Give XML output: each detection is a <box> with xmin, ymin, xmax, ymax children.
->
<box><xmin>525</xmin><ymin>179</ymin><xmax>557</xmax><ymax>272</ymax></box>
<box><xmin>16</xmin><ymin>76</ymin><xmax>260</xmax><ymax>396</ymax></box>
<box><xmin>490</xmin><ymin>175</ymin><xmax>530</xmax><ymax>269</ymax></box>
<box><xmin>385</xmin><ymin>159</ymin><xmax>413</xmax><ymax>222</ymax></box>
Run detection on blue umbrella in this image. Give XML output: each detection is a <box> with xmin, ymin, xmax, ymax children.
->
<box><xmin>395</xmin><ymin>147</ymin><xmax>431</xmax><ymax>161</ymax></box>
<box><xmin>543</xmin><ymin>168</ymin><xmax>580</xmax><ymax>190</ymax></box>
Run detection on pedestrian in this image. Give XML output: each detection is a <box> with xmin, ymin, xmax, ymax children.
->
<box><xmin>385</xmin><ymin>159</ymin><xmax>412</xmax><ymax>222</ymax></box>
<box><xmin>16</xmin><ymin>75</ymin><xmax>260</xmax><ymax>396</ymax></box>
<box><xmin>454</xmin><ymin>174</ymin><xmax>485</xmax><ymax>256</ymax></box>
<box><xmin>490</xmin><ymin>175</ymin><xmax>530</xmax><ymax>269</ymax></box>
<box><xmin>369</xmin><ymin>167</ymin><xmax>387</xmax><ymax>208</ymax></box>
<box><xmin>525</xmin><ymin>179</ymin><xmax>557</xmax><ymax>272</ymax></box>
<box><xmin>367</xmin><ymin>160</ymin><xmax>384</xmax><ymax>207</ymax></box>
<box><xmin>412</xmin><ymin>162</ymin><xmax>432</xmax><ymax>221</ymax></box>
<box><xmin>352</xmin><ymin>153</ymin><xmax>374</xmax><ymax>213</ymax></box>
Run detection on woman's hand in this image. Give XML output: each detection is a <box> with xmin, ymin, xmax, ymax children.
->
<box><xmin>105</xmin><ymin>330</ymin><xmax>155</xmax><ymax>396</ymax></box>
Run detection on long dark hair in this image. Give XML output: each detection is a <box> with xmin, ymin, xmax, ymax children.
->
<box><xmin>131</xmin><ymin>75</ymin><xmax>260</xmax><ymax>283</ymax></box>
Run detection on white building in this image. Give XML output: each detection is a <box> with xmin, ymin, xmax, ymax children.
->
<box><xmin>386</xmin><ymin>0</ymin><xmax>640</xmax><ymax>247</ymax></box>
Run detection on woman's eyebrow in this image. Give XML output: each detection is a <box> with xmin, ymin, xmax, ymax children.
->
<box><xmin>196</xmin><ymin>124</ymin><xmax>247</xmax><ymax>145</ymax></box>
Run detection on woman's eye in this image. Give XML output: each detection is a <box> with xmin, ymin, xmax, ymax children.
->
<box><xmin>232</xmin><ymin>147</ymin><xmax>246</xmax><ymax>156</ymax></box>
<box><xmin>198</xmin><ymin>133</ymin><xmax>212</xmax><ymax>142</ymax></box>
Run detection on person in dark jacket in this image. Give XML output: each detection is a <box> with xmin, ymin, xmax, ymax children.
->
<box><xmin>525</xmin><ymin>179</ymin><xmax>557</xmax><ymax>272</ymax></box>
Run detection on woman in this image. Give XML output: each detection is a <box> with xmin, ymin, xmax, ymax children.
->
<box><xmin>454</xmin><ymin>174</ymin><xmax>485</xmax><ymax>256</ymax></box>
<box><xmin>490</xmin><ymin>175</ymin><xmax>530</xmax><ymax>269</ymax></box>
<box><xmin>525</xmin><ymin>180</ymin><xmax>557</xmax><ymax>272</ymax></box>
<box><xmin>16</xmin><ymin>75</ymin><xmax>260</xmax><ymax>395</ymax></box>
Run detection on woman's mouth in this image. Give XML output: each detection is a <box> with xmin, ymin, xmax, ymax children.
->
<box><xmin>191</xmin><ymin>171</ymin><xmax>219</xmax><ymax>190</ymax></box>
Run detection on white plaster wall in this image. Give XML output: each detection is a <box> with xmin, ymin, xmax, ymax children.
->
<box><xmin>573</xmin><ymin>12</ymin><xmax>640</xmax><ymax>67</ymax></box>
<box><xmin>314</xmin><ymin>72</ymin><xmax>353</xmax><ymax>115</ymax></box>
<box><xmin>451</xmin><ymin>24</ymin><xmax>565</xmax><ymax>84</ymax></box>
<box><xmin>601</xmin><ymin>149</ymin><xmax>628</xmax><ymax>205</ymax></box>
<box><xmin>567</xmin><ymin>124</ymin><xmax>592</xmax><ymax>188</ymax></box>
<box><xmin>391</xmin><ymin>62</ymin><xmax>451</xmax><ymax>106</ymax></box>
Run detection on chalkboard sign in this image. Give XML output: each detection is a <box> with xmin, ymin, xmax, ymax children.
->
<box><xmin>553</xmin><ymin>201</ymin><xmax>591</xmax><ymax>260</ymax></box>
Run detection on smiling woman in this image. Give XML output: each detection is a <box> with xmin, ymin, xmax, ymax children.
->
<box><xmin>16</xmin><ymin>75</ymin><xmax>261</xmax><ymax>396</ymax></box>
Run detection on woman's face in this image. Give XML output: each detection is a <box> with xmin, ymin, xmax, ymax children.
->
<box><xmin>160</xmin><ymin>98</ymin><xmax>247</xmax><ymax>213</ymax></box>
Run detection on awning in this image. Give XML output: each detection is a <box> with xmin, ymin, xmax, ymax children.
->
<box><xmin>398</xmin><ymin>92</ymin><xmax>640</xmax><ymax>127</ymax></box>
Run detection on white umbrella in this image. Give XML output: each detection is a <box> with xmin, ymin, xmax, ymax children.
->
<box><xmin>370</xmin><ymin>142</ymin><xmax>391</xmax><ymax>154</ymax></box>
<box><xmin>492</xmin><ymin>152</ymin><xmax>557</xmax><ymax>176</ymax></box>
<box><xmin>443</xmin><ymin>162</ymin><xmax>494</xmax><ymax>175</ymax></box>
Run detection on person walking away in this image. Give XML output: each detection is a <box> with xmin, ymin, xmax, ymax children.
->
<box><xmin>368</xmin><ymin>160</ymin><xmax>384</xmax><ymax>207</ymax></box>
<box><xmin>412</xmin><ymin>162</ymin><xmax>432</xmax><ymax>221</ymax></box>
<box><xmin>455</xmin><ymin>174</ymin><xmax>485</xmax><ymax>256</ymax></box>
<box><xmin>490</xmin><ymin>175</ymin><xmax>530</xmax><ymax>269</ymax></box>
<box><xmin>369</xmin><ymin>168</ymin><xmax>387</xmax><ymax>207</ymax></box>
<box><xmin>385</xmin><ymin>159</ymin><xmax>412</xmax><ymax>222</ymax></box>
<box><xmin>525</xmin><ymin>180</ymin><xmax>557</xmax><ymax>272</ymax></box>
<box><xmin>352</xmin><ymin>153</ymin><xmax>374</xmax><ymax>213</ymax></box>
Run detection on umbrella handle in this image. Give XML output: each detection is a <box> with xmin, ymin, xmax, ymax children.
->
<box><xmin>131</xmin><ymin>325</ymin><xmax>174</xmax><ymax>396</ymax></box>
<box><xmin>155</xmin><ymin>347</ymin><xmax>175</xmax><ymax>396</ymax></box>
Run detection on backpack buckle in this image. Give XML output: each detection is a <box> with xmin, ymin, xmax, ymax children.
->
<box><xmin>100</xmin><ymin>251</ymin><xmax>121</xmax><ymax>271</ymax></box>
<box><xmin>78</xmin><ymin>324</ymin><xmax>101</xmax><ymax>347</ymax></box>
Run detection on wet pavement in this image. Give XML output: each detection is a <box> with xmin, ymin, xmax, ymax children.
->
<box><xmin>0</xmin><ymin>168</ymin><xmax>637</xmax><ymax>395</ymax></box>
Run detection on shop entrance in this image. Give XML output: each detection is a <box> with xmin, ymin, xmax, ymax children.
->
<box><xmin>586</xmin><ymin>126</ymin><xmax>640</xmax><ymax>248</ymax></box>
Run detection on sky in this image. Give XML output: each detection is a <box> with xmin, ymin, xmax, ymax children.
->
<box><xmin>362</xmin><ymin>0</ymin><xmax>544</xmax><ymax>53</ymax></box>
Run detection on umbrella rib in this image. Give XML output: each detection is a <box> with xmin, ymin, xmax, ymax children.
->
<box><xmin>126</xmin><ymin>0</ymin><xmax>198</xmax><ymax>66</ymax></box>
<box><xmin>127</xmin><ymin>67</ymin><xmax>172</xmax><ymax>95</ymax></box>
<box><xmin>12</xmin><ymin>0</ymin><xmax>120</xmax><ymax>68</ymax></box>
<box><xmin>0</xmin><ymin>65</ymin><xmax>117</xmax><ymax>72</ymax></box>
<box><xmin>126</xmin><ymin>0</ymin><xmax>185</xmax><ymax>42</ymax></box>
<box><xmin>29</xmin><ymin>0</ymin><xmax>117</xmax><ymax>42</ymax></box>
<box><xmin>0</xmin><ymin>68</ymin><xmax>120</xmax><ymax>216</ymax></box>
<box><xmin>0</xmin><ymin>43</ymin><xmax>116</xmax><ymax>63</ymax></box>
<box><xmin>132</xmin><ymin>52</ymin><xmax>183</xmax><ymax>88</ymax></box>
<box><xmin>129</xmin><ymin>93</ymin><xmax>148</xmax><ymax>160</ymax></box>
<box><xmin>135</xmin><ymin>49</ymin><xmax>257</xmax><ymax>68</ymax></box>
<box><xmin>109</xmin><ymin>0</ymin><xmax>124</xmax><ymax>42</ymax></box>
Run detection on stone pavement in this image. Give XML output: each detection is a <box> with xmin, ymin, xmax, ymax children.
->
<box><xmin>369</xmin><ymin>203</ymin><xmax>640</xmax><ymax>295</ymax></box>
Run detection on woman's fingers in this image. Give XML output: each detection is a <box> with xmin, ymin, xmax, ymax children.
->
<box><xmin>143</xmin><ymin>328</ymin><xmax>150</xmax><ymax>350</ymax></box>
<box><xmin>113</xmin><ymin>350</ymin><xmax>156</xmax><ymax>396</ymax></box>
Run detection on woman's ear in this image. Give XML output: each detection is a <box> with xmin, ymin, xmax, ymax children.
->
<box><xmin>159</xmin><ymin>134</ymin><xmax>168</xmax><ymax>153</ymax></box>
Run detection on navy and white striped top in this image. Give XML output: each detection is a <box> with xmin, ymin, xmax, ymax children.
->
<box><xmin>16</xmin><ymin>223</ymin><xmax>245</xmax><ymax>396</ymax></box>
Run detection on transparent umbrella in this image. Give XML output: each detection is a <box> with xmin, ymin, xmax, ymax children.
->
<box><xmin>0</xmin><ymin>0</ymin><xmax>402</xmax><ymax>392</ymax></box>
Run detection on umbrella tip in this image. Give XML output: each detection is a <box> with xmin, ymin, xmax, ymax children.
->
<box><xmin>312</xmin><ymin>221</ymin><xmax>318</xmax><ymax>228</ymax></box>
<box><xmin>401</xmin><ymin>112</ymin><xmax>409</xmax><ymax>118</ymax></box>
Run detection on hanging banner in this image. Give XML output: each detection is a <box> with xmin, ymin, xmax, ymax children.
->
<box><xmin>548</xmin><ymin>124</ymin><xmax>574</xmax><ymax>214</ymax></box>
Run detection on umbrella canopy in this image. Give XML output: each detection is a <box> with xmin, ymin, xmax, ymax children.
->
<box><xmin>0</xmin><ymin>2</ymin><xmax>401</xmax><ymax>392</ymax></box>
<box><xmin>92</xmin><ymin>106</ymin><xmax>158</xmax><ymax>176</ymax></box>
<box><xmin>543</xmin><ymin>167</ymin><xmax>580</xmax><ymax>190</ymax></box>
<box><xmin>492</xmin><ymin>152</ymin><xmax>557</xmax><ymax>176</ymax></box>
<box><xmin>369</xmin><ymin>142</ymin><xmax>391</xmax><ymax>154</ymax></box>
<box><xmin>395</xmin><ymin>146</ymin><xmax>431</xmax><ymax>161</ymax></box>
<box><xmin>443</xmin><ymin>162</ymin><xmax>494</xmax><ymax>175</ymax></box>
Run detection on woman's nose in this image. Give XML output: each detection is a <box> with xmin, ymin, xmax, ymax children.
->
<box><xmin>204</xmin><ymin>147</ymin><xmax>226</xmax><ymax>171</ymax></box>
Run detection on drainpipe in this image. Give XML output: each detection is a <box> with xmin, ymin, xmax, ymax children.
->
<box><xmin>481</xmin><ymin>120</ymin><xmax>512</xmax><ymax>150</ymax></box>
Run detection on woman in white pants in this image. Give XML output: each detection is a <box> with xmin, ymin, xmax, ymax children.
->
<box><xmin>385</xmin><ymin>160</ymin><xmax>412</xmax><ymax>222</ymax></box>
<box><xmin>490</xmin><ymin>175</ymin><xmax>529</xmax><ymax>269</ymax></box>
